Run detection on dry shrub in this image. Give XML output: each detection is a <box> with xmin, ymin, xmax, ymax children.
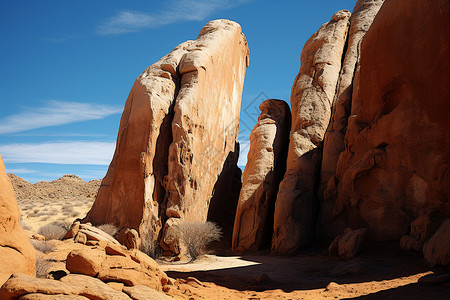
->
<box><xmin>37</xmin><ymin>224</ymin><xmax>66</xmax><ymax>240</ymax></box>
<box><xmin>31</xmin><ymin>240</ymin><xmax>56</xmax><ymax>254</ymax></box>
<box><xmin>140</xmin><ymin>231</ymin><xmax>158</xmax><ymax>259</ymax></box>
<box><xmin>96</xmin><ymin>224</ymin><xmax>119</xmax><ymax>238</ymax></box>
<box><xmin>167</xmin><ymin>221</ymin><xmax>222</xmax><ymax>260</ymax></box>
<box><xmin>35</xmin><ymin>256</ymin><xmax>52</xmax><ymax>278</ymax></box>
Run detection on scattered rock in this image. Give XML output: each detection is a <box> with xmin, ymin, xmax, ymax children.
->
<box><xmin>123</xmin><ymin>285</ymin><xmax>172</xmax><ymax>300</ymax></box>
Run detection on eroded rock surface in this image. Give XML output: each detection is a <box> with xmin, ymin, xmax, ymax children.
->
<box><xmin>84</xmin><ymin>19</ymin><xmax>249</xmax><ymax>252</ymax></box>
<box><xmin>232</xmin><ymin>99</ymin><xmax>291</xmax><ymax>251</ymax></box>
<box><xmin>319</xmin><ymin>0</ymin><xmax>384</xmax><ymax>229</ymax></box>
<box><xmin>320</xmin><ymin>0</ymin><xmax>450</xmax><ymax>242</ymax></box>
<box><xmin>0</xmin><ymin>154</ymin><xmax>36</xmax><ymax>286</ymax></box>
<box><xmin>272</xmin><ymin>10</ymin><xmax>351</xmax><ymax>253</ymax></box>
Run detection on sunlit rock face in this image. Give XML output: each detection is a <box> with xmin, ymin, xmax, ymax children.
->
<box><xmin>84</xmin><ymin>19</ymin><xmax>249</xmax><ymax>253</ymax></box>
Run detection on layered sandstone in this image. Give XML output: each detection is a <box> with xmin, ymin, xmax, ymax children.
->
<box><xmin>320</xmin><ymin>0</ymin><xmax>450</xmax><ymax>242</ymax></box>
<box><xmin>0</xmin><ymin>155</ymin><xmax>36</xmax><ymax>285</ymax></box>
<box><xmin>165</xmin><ymin>20</ymin><xmax>249</xmax><ymax>222</ymax></box>
<box><xmin>232</xmin><ymin>99</ymin><xmax>291</xmax><ymax>251</ymax></box>
<box><xmin>319</xmin><ymin>0</ymin><xmax>384</xmax><ymax>215</ymax></box>
<box><xmin>272</xmin><ymin>10</ymin><xmax>351</xmax><ymax>253</ymax></box>
<box><xmin>84</xmin><ymin>20</ymin><xmax>249</xmax><ymax>251</ymax></box>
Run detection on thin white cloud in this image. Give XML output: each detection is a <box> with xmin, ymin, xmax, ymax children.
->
<box><xmin>0</xmin><ymin>100</ymin><xmax>122</xmax><ymax>135</ymax></box>
<box><xmin>96</xmin><ymin>0</ymin><xmax>251</xmax><ymax>35</ymax></box>
<box><xmin>6</xmin><ymin>168</ymin><xmax>36</xmax><ymax>174</ymax></box>
<box><xmin>238</xmin><ymin>139</ymin><xmax>250</xmax><ymax>167</ymax></box>
<box><xmin>0</xmin><ymin>141</ymin><xmax>115</xmax><ymax>165</ymax></box>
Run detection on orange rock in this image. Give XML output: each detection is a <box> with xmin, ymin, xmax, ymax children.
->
<box><xmin>272</xmin><ymin>10</ymin><xmax>351</xmax><ymax>253</ymax></box>
<box><xmin>0</xmin><ymin>155</ymin><xmax>36</xmax><ymax>285</ymax></box>
<box><xmin>66</xmin><ymin>247</ymin><xmax>106</xmax><ymax>277</ymax></box>
<box><xmin>319</xmin><ymin>0</ymin><xmax>385</xmax><ymax>235</ymax></box>
<box><xmin>84</xmin><ymin>19</ymin><xmax>249</xmax><ymax>251</ymax></box>
<box><xmin>321</xmin><ymin>0</ymin><xmax>450</xmax><ymax>241</ymax></box>
<box><xmin>232</xmin><ymin>99</ymin><xmax>291</xmax><ymax>251</ymax></box>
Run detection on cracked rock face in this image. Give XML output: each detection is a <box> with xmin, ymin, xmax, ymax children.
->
<box><xmin>321</xmin><ymin>0</ymin><xmax>450</xmax><ymax>241</ymax></box>
<box><xmin>232</xmin><ymin>99</ymin><xmax>291</xmax><ymax>251</ymax></box>
<box><xmin>84</xmin><ymin>19</ymin><xmax>249</xmax><ymax>251</ymax></box>
<box><xmin>318</xmin><ymin>0</ymin><xmax>384</xmax><ymax>212</ymax></box>
<box><xmin>271</xmin><ymin>10</ymin><xmax>351</xmax><ymax>254</ymax></box>
<box><xmin>0</xmin><ymin>155</ymin><xmax>36</xmax><ymax>285</ymax></box>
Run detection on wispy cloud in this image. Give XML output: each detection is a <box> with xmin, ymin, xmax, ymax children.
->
<box><xmin>0</xmin><ymin>100</ymin><xmax>122</xmax><ymax>135</ymax></box>
<box><xmin>238</xmin><ymin>139</ymin><xmax>250</xmax><ymax>168</ymax></box>
<box><xmin>96</xmin><ymin>0</ymin><xmax>251</xmax><ymax>35</ymax></box>
<box><xmin>0</xmin><ymin>141</ymin><xmax>115</xmax><ymax>165</ymax></box>
<box><xmin>6</xmin><ymin>168</ymin><xmax>36</xmax><ymax>174</ymax></box>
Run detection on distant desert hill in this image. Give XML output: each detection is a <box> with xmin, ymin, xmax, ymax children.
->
<box><xmin>8</xmin><ymin>174</ymin><xmax>100</xmax><ymax>233</ymax></box>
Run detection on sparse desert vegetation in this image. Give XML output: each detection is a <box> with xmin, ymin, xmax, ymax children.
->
<box><xmin>166</xmin><ymin>221</ymin><xmax>222</xmax><ymax>260</ymax></box>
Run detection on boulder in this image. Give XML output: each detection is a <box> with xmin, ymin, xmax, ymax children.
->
<box><xmin>272</xmin><ymin>10</ymin><xmax>351</xmax><ymax>253</ymax></box>
<box><xmin>318</xmin><ymin>0</ymin><xmax>385</xmax><ymax>235</ymax></box>
<box><xmin>0</xmin><ymin>154</ymin><xmax>36</xmax><ymax>285</ymax></box>
<box><xmin>84</xmin><ymin>19</ymin><xmax>249</xmax><ymax>251</ymax></box>
<box><xmin>329</xmin><ymin>228</ymin><xmax>367</xmax><ymax>260</ymax></box>
<box><xmin>123</xmin><ymin>285</ymin><xmax>172</xmax><ymax>300</ymax></box>
<box><xmin>321</xmin><ymin>0</ymin><xmax>450</xmax><ymax>240</ymax></box>
<box><xmin>0</xmin><ymin>273</ymin><xmax>131</xmax><ymax>300</ymax></box>
<box><xmin>66</xmin><ymin>244</ymin><xmax>167</xmax><ymax>290</ymax></box>
<box><xmin>232</xmin><ymin>99</ymin><xmax>291</xmax><ymax>251</ymax></box>
<box><xmin>423</xmin><ymin>219</ymin><xmax>450</xmax><ymax>266</ymax></box>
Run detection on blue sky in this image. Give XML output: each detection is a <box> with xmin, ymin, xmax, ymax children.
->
<box><xmin>0</xmin><ymin>0</ymin><xmax>357</xmax><ymax>183</ymax></box>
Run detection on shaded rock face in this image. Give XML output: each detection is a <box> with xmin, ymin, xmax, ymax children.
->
<box><xmin>320</xmin><ymin>0</ymin><xmax>450</xmax><ymax>241</ymax></box>
<box><xmin>232</xmin><ymin>99</ymin><xmax>291</xmax><ymax>251</ymax></box>
<box><xmin>84</xmin><ymin>19</ymin><xmax>249</xmax><ymax>251</ymax></box>
<box><xmin>272</xmin><ymin>10</ymin><xmax>351</xmax><ymax>253</ymax></box>
<box><xmin>319</xmin><ymin>0</ymin><xmax>384</xmax><ymax>212</ymax></box>
<box><xmin>0</xmin><ymin>154</ymin><xmax>36</xmax><ymax>285</ymax></box>
<box><xmin>423</xmin><ymin>219</ymin><xmax>450</xmax><ymax>267</ymax></box>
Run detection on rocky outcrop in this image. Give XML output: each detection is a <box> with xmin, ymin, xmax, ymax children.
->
<box><xmin>165</xmin><ymin>19</ymin><xmax>249</xmax><ymax>222</ymax></box>
<box><xmin>320</xmin><ymin>0</ymin><xmax>450</xmax><ymax>242</ymax></box>
<box><xmin>319</xmin><ymin>0</ymin><xmax>384</xmax><ymax>227</ymax></box>
<box><xmin>423</xmin><ymin>219</ymin><xmax>450</xmax><ymax>267</ymax></box>
<box><xmin>232</xmin><ymin>99</ymin><xmax>291</xmax><ymax>251</ymax></box>
<box><xmin>272</xmin><ymin>10</ymin><xmax>351</xmax><ymax>253</ymax></box>
<box><xmin>66</xmin><ymin>243</ymin><xmax>168</xmax><ymax>290</ymax></box>
<box><xmin>0</xmin><ymin>154</ymin><xmax>36</xmax><ymax>286</ymax></box>
<box><xmin>328</xmin><ymin>228</ymin><xmax>367</xmax><ymax>260</ymax></box>
<box><xmin>84</xmin><ymin>19</ymin><xmax>249</xmax><ymax>252</ymax></box>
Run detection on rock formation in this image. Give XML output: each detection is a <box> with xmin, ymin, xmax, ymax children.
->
<box><xmin>423</xmin><ymin>219</ymin><xmax>450</xmax><ymax>266</ymax></box>
<box><xmin>84</xmin><ymin>19</ymin><xmax>249</xmax><ymax>253</ymax></box>
<box><xmin>0</xmin><ymin>154</ymin><xmax>36</xmax><ymax>286</ymax></box>
<box><xmin>272</xmin><ymin>10</ymin><xmax>351</xmax><ymax>253</ymax></box>
<box><xmin>320</xmin><ymin>0</ymin><xmax>450</xmax><ymax>243</ymax></box>
<box><xmin>232</xmin><ymin>99</ymin><xmax>291</xmax><ymax>251</ymax></box>
<box><xmin>319</xmin><ymin>0</ymin><xmax>384</xmax><ymax>218</ymax></box>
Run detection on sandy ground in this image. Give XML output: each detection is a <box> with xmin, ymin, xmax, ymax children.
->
<box><xmin>11</xmin><ymin>174</ymin><xmax>450</xmax><ymax>299</ymax></box>
<box><xmin>161</xmin><ymin>244</ymin><xmax>450</xmax><ymax>299</ymax></box>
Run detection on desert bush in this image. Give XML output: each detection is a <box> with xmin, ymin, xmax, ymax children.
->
<box><xmin>167</xmin><ymin>221</ymin><xmax>222</xmax><ymax>260</ymax></box>
<box><xmin>31</xmin><ymin>240</ymin><xmax>57</xmax><ymax>254</ymax></box>
<box><xmin>140</xmin><ymin>231</ymin><xmax>158</xmax><ymax>259</ymax></box>
<box><xmin>96</xmin><ymin>224</ymin><xmax>119</xmax><ymax>237</ymax></box>
<box><xmin>37</xmin><ymin>224</ymin><xmax>66</xmax><ymax>240</ymax></box>
<box><xmin>35</xmin><ymin>255</ymin><xmax>52</xmax><ymax>278</ymax></box>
